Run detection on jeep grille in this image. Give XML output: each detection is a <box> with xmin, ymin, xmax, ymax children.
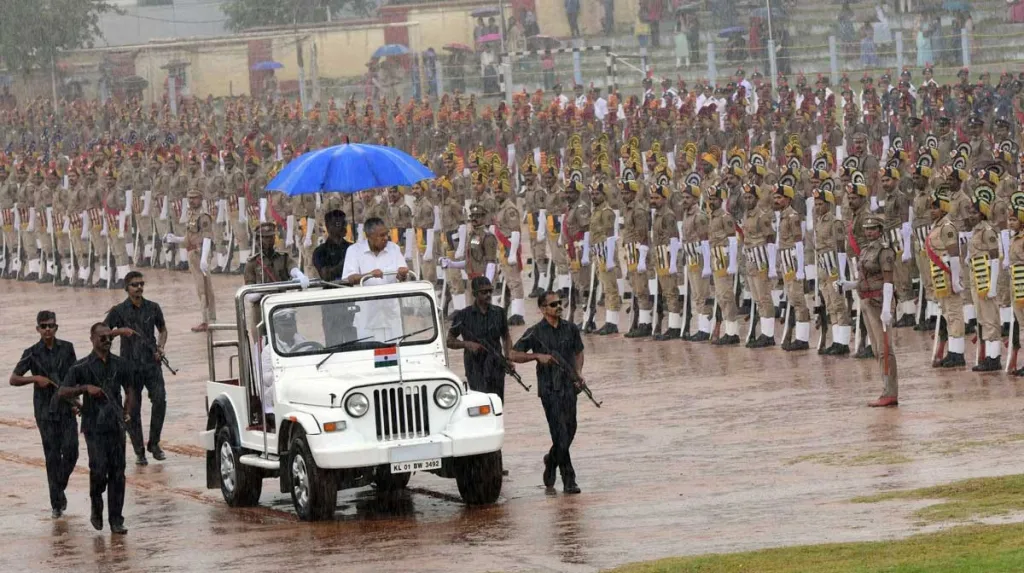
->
<box><xmin>373</xmin><ymin>385</ymin><xmax>430</xmax><ymax>441</ymax></box>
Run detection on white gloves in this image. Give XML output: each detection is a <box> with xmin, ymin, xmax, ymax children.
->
<box><xmin>604</xmin><ymin>236</ymin><xmax>616</xmax><ymax>270</ymax></box>
<box><xmin>440</xmin><ymin>257</ymin><xmax>466</xmax><ymax>269</ymax></box>
<box><xmin>1001</xmin><ymin>230</ymin><xmax>1012</xmax><ymax>269</ymax></box>
<box><xmin>839</xmin><ymin>280</ymin><xmax>859</xmax><ymax>292</ymax></box>
<box><xmin>581</xmin><ymin>232</ymin><xmax>591</xmax><ymax>265</ymax></box>
<box><xmin>303</xmin><ymin>217</ymin><xmax>314</xmax><ymax>247</ymax></box>
<box><xmin>200</xmin><ymin>237</ymin><xmax>211</xmax><ymax>275</ymax></box>
<box><xmin>901</xmin><ymin>222</ymin><xmax>912</xmax><ymax>263</ymax></box>
<box><xmin>881</xmin><ymin>282</ymin><xmax>894</xmax><ymax>326</ymax></box>
<box><xmin>989</xmin><ymin>259</ymin><xmax>999</xmax><ymax>299</ymax></box>
<box><xmin>701</xmin><ymin>240</ymin><xmax>712</xmax><ymax>278</ymax></box>
<box><xmin>767</xmin><ymin>244</ymin><xmax>778</xmax><ymax>279</ymax></box>
<box><xmin>637</xmin><ymin>245</ymin><xmax>649</xmax><ymax>273</ymax></box>
<box><xmin>727</xmin><ymin>236</ymin><xmax>738</xmax><ymax>275</ymax></box>
<box><xmin>163</xmin><ymin>233</ymin><xmax>184</xmax><ymax>244</ymax></box>
<box><xmin>795</xmin><ymin>241</ymin><xmax>805</xmax><ymax>281</ymax></box>
<box><xmin>485</xmin><ymin>262</ymin><xmax>496</xmax><ymax>282</ymax></box>
<box><xmin>290</xmin><ymin>267</ymin><xmax>310</xmax><ymax>289</ymax></box>
<box><xmin>949</xmin><ymin>257</ymin><xmax>963</xmax><ymax>294</ymax></box>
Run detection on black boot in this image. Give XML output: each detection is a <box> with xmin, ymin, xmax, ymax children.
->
<box><xmin>584</xmin><ymin>320</ymin><xmax>598</xmax><ymax>333</ymax></box>
<box><xmin>687</xmin><ymin>331</ymin><xmax>710</xmax><ymax>342</ymax></box>
<box><xmin>854</xmin><ymin>345</ymin><xmax>874</xmax><ymax>359</ymax></box>
<box><xmin>783</xmin><ymin>339</ymin><xmax>809</xmax><ymax>351</ymax></box>
<box><xmin>747</xmin><ymin>334</ymin><xmax>775</xmax><ymax>348</ymax></box>
<box><xmin>972</xmin><ymin>357</ymin><xmax>1001</xmax><ymax>372</ymax></box>
<box><xmin>894</xmin><ymin>314</ymin><xmax>916</xmax><ymax>328</ymax></box>
<box><xmin>938</xmin><ymin>352</ymin><xmax>966</xmax><ymax>368</ymax></box>
<box><xmin>625</xmin><ymin>324</ymin><xmax>652</xmax><ymax>338</ymax></box>
<box><xmin>654</xmin><ymin>328</ymin><xmax>680</xmax><ymax>341</ymax></box>
<box><xmin>595</xmin><ymin>322</ymin><xmax>618</xmax><ymax>335</ymax></box>
<box><xmin>965</xmin><ymin>320</ymin><xmax>976</xmax><ymax>335</ymax></box>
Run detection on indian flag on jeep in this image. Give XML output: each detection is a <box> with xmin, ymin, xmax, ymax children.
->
<box><xmin>374</xmin><ymin>346</ymin><xmax>398</xmax><ymax>368</ymax></box>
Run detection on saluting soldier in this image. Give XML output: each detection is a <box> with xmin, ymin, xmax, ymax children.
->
<box><xmin>587</xmin><ymin>180</ymin><xmax>620</xmax><ymax>335</ymax></box>
<box><xmin>841</xmin><ymin>213</ymin><xmax>899</xmax><ymax>407</ymax></box>
<box><xmin>166</xmin><ymin>188</ymin><xmax>216</xmax><ymax>332</ymax></box>
<box><xmin>774</xmin><ymin>183</ymin><xmax>812</xmax><ymax>350</ymax></box>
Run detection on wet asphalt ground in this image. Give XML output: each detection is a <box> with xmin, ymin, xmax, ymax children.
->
<box><xmin>2</xmin><ymin>269</ymin><xmax>1024</xmax><ymax>573</ymax></box>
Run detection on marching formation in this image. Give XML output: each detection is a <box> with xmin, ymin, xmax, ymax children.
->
<box><xmin>4</xmin><ymin>66</ymin><xmax>1024</xmax><ymax>407</ymax></box>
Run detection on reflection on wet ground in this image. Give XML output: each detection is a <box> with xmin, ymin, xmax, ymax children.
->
<box><xmin>2</xmin><ymin>273</ymin><xmax>1024</xmax><ymax>572</ymax></box>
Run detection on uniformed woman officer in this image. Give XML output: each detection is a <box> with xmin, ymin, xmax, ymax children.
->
<box><xmin>843</xmin><ymin>213</ymin><xmax>899</xmax><ymax>407</ymax></box>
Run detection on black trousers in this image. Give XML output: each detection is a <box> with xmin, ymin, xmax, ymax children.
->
<box><xmin>128</xmin><ymin>366</ymin><xmax>166</xmax><ymax>454</ymax></box>
<box><xmin>468</xmin><ymin>374</ymin><xmax>505</xmax><ymax>405</ymax></box>
<box><xmin>567</xmin><ymin>11</ymin><xmax>580</xmax><ymax>37</ymax></box>
<box><xmin>37</xmin><ymin>416</ymin><xmax>79</xmax><ymax>510</ymax></box>
<box><xmin>541</xmin><ymin>390</ymin><xmax>578</xmax><ymax>485</ymax></box>
<box><xmin>86</xmin><ymin>431</ymin><xmax>126</xmax><ymax>526</ymax></box>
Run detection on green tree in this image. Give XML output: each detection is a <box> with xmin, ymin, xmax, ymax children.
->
<box><xmin>0</xmin><ymin>0</ymin><xmax>119</xmax><ymax>73</ymax></box>
<box><xmin>222</xmin><ymin>0</ymin><xmax>375</xmax><ymax>33</ymax></box>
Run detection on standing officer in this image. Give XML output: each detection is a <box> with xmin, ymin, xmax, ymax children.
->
<box><xmin>707</xmin><ymin>185</ymin><xmax>740</xmax><ymax>344</ymax></box>
<box><xmin>841</xmin><ymin>214</ymin><xmax>898</xmax><ymax>407</ymax></box>
<box><xmin>105</xmin><ymin>271</ymin><xmax>168</xmax><ymax>466</ymax></box>
<box><xmin>163</xmin><ymin>188</ymin><xmax>215</xmax><ymax>332</ymax></box>
<box><xmin>511</xmin><ymin>291</ymin><xmax>586</xmax><ymax>495</ymax></box>
<box><xmin>965</xmin><ymin>187</ymin><xmax>1003</xmax><ymax>371</ymax></box>
<box><xmin>679</xmin><ymin>183</ymin><xmax>712</xmax><ymax>340</ymax></box>
<box><xmin>494</xmin><ymin>177</ymin><xmax>527</xmax><ymax>325</ymax></box>
<box><xmin>447</xmin><ymin>276</ymin><xmax>513</xmax><ymax>402</ymax></box>
<box><xmin>588</xmin><ymin>181</ymin><xmax>621</xmax><ymax>334</ymax></box>
<box><xmin>58</xmin><ymin>323</ymin><xmax>135</xmax><ymax>535</ymax></box>
<box><xmin>775</xmin><ymin>184</ymin><xmax>812</xmax><ymax>350</ymax></box>
<box><xmin>927</xmin><ymin>186</ymin><xmax>967</xmax><ymax>367</ymax></box>
<box><xmin>813</xmin><ymin>184</ymin><xmax>853</xmax><ymax>354</ymax></box>
<box><xmin>742</xmin><ymin>183</ymin><xmax>779</xmax><ymax>347</ymax></box>
<box><xmin>649</xmin><ymin>184</ymin><xmax>683</xmax><ymax>340</ymax></box>
<box><xmin>622</xmin><ymin>180</ymin><xmax>654</xmax><ymax>338</ymax></box>
<box><xmin>9</xmin><ymin>311</ymin><xmax>79</xmax><ymax>518</ymax></box>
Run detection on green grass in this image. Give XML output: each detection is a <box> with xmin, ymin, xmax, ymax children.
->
<box><xmin>852</xmin><ymin>474</ymin><xmax>1024</xmax><ymax>524</ymax></box>
<box><xmin>786</xmin><ymin>450</ymin><xmax>913</xmax><ymax>467</ymax></box>
<box><xmin>605</xmin><ymin>523</ymin><xmax>1024</xmax><ymax>573</ymax></box>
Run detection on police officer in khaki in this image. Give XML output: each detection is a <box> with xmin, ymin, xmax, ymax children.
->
<box><xmin>410</xmin><ymin>181</ymin><xmax>438</xmax><ymax>287</ymax></box>
<box><xmin>622</xmin><ymin>180</ymin><xmax>654</xmax><ymax>338</ymax></box>
<box><xmin>244</xmin><ymin>222</ymin><xmax>302</xmax><ymax>286</ymax></box>
<box><xmin>679</xmin><ymin>183</ymin><xmax>712</xmax><ymax>340</ymax></box>
<box><xmin>588</xmin><ymin>180</ymin><xmax>620</xmax><ymax>334</ymax></box>
<box><xmin>812</xmin><ymin>184</ymin><xmax>852</xmax><ymax>355</ymax></box>
<box><xmin>926</xmin><ymin>186</ymin><xmax>967</xmax><ymax>367</ymax></box>
<box><xmin>493</xmin><ymin>177</ymin><xmax>526</xmax><ymax>325</ymax></box>
<box><xmin>463</xmin><ymin>204</ymin><xmax>499</xmax><ymax>282</ymax></box>
<box><xmin>840</xmin><ymin>213</ymin><xmax>899</xmax><ymax>407</ymax></box>
<box><xmin>648</xmin><ymin>184</ymin><xmax>682</xmax><ymax>339</ymax></box>
<box><xmin>910</xmin><ymin>163</ymin><xmax>937</xmax><ymax>331</ymax></box>
<box><xmin>965</xmin><ymin>186</ymin><xmax>1003</xmax><ymax>371</ymax></box>
<box><xmin>774</xmin><ymin>183</ymin><xmax>811</xmax><ymax>351</ymax></box>
<box><xmin>742</xmin><ymin>183</ymin><xmax>779</xmax><ymax>347</ymax></box>
<box><xmin>707</xmin><ymin>185</ymin><xmax>740</xmax><ymax>344</ymax></box>
<box><xmin>184</xmin><ymin>189</ymin><xmax>215</xmax><ymax>332</ymax></box>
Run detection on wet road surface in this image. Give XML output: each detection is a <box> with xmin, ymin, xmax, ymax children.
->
<box><xmin>2</xmin><ymin>271</ymin><xmax>1024</xmax><ymax>572</ymax></box>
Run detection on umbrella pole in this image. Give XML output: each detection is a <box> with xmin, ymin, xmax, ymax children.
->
<box><xmin>350</xmin><ymin>194</ymin><xmax>356</xmax><ymax>242</ymax></box>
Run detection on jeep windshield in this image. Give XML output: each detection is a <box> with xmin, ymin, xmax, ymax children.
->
<box><xmin>268</xmin><ymin>293</ymin><xmax>437</xmax><ymax>357</ymax></box>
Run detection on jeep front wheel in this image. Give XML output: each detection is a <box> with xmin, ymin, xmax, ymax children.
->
<box><xmin>289</xmin><ymin>429</ymin><xmax>337</xmax><ymax>521</ymax></box>
<box><xmin>454</xmin><ymin>451</ymin><xmax>503</xmax><ymax>505</ymax></box>
<box><xmin>216</xmin><ymin>425</ymin><xmax>262</xmax><ymax>507</ymax></box>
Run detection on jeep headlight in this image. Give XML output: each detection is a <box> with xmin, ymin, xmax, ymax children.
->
<box><xmin>345</xmin><ymin>392</ymin><xmax>369</xmax><ymax>417</ymax></box>
<box><xmin>433</xmin><ymin>384</ymin><xmax>458</xmax><ymax>409</ymax></box>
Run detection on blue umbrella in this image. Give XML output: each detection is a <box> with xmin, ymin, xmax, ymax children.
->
<box><xmin>250</xmin><ymin>61</ymin><xmax>283</xmax><ymax>71</ymax></box>
<box><xmin>372</xmin><ymin>44</ymin><xmax>410</xmax><ymax>58</ymax></box>
<box><xmin>267</xmin><ymin>143</ymin><xmax>435</xmax><ymax>196</ymax></box>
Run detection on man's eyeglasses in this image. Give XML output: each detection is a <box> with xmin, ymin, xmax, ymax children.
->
<box><xmin>128</xmin><ymin>282</ymin><xmax>145</xmax><ymax>288</ymax></box>
<box><xmin>546</xmin><ymin>300</ymin><xmax>563</xmax><ymax>308</ymax></box>
<box><xmin>95</xmin><ymin>335</ymin><xmax>113</xmax><ymax>342</ymax></box>
<box><xmin>38</xmin><ymin>323</ymin><xmax>58</xmax><ymax>330</ymax></box>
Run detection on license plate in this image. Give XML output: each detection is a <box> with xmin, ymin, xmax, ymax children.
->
<box><xmin>390</xmin><ymin>458</ymin><xmax>441</xmax><ymax>474</ymax></box>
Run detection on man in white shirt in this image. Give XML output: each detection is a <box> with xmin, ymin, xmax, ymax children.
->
<box><xmin>341</xmin><ymin>216</ymin><xmax>410</xmax><ymax>342</ymax></box>
<box><xmin>342</xmin><ymin>217</ymin><xmax>410</xmax><ymax>286</ymax></box>
<box><xmin>259</xmin><ymin>309</ymin><xmax>307</xmax><ymax>417</ymax></box>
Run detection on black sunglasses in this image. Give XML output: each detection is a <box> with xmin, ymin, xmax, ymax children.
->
<box><xmin>96</xmin><ymin>335</ymin><xmax>113</xmax><ymax>342</ymax></box>
<box><xmin>38</xmin><ymin>323</ymin><xmax>58</xmax><ymax>330</ymax></box>
<box><xmin>128</xmin><ymin>282</ymin><xmax>145</xmax><ymax>288</ymax></box>
<box><xmin>546</xmin><ymin>300</ymin><xmax>563</xmax><ymax>308</ymax></box>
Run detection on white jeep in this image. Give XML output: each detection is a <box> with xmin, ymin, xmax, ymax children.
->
<box><xmin>198</xmin><ymin>278</ymin><xmax>505</xmax><ymax>520</ymax></box>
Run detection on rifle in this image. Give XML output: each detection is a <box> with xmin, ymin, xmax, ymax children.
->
<box><xmin>519</xmin><ymin>328</ymin><xmax>601</xmax><ymax>408</ymax></box>
<box><xmin>450</xmin><ymin>319</ymin><xmax>530</xmax><ymax>392</ymax></box>
<box><xmin>118</xmin><ymin>328</ymin><xmax>178</xmax><ymax>375</ymax></box>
